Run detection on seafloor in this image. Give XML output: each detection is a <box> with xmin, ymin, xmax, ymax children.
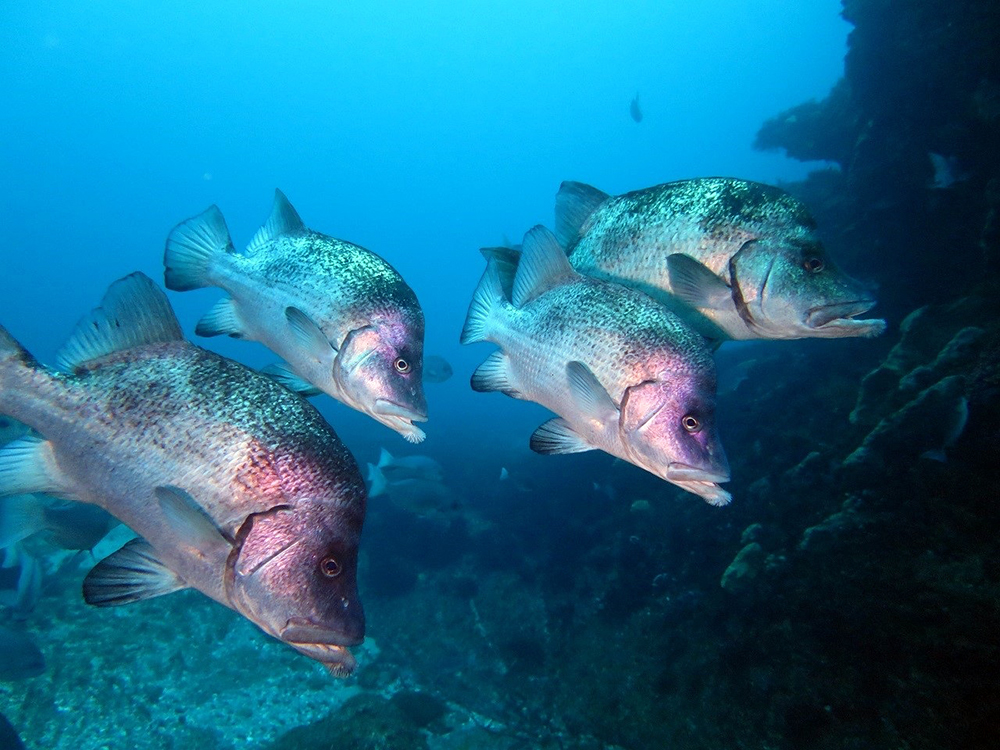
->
<box><xmin>3</xmin><ymin>0</ymin><xmax>1000</xmax><ymax>748</ymax></box>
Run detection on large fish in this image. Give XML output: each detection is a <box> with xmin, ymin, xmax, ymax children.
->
<box><xmin>462</xmin><ymin>226</ymin><xmax>730</xmax><ymax>505</ymax></box>
<box><xmin>557</xmin><ymin>178</ymin><xmax>886</xmax><ymax>342</ymax></box>
<box><xmin>165</xmin><ymin>190</ymin><xmax>428</xmax><ymax>442</ymax></box>
<box><xmin>0</xmin><ymin>273</ymin><xmax>366</xmax><ymax>675</ymax></box>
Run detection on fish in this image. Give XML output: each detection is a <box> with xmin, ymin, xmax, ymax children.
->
<box><xmin>164</xmin><ymin>189</ymin><xmax>428</xmax><ymax>443</ymax></box>
<box><xmin>0</xmin><ymin>273</ymin><xmax>367</xmax><ymax>676</ymax></box>
<box><xmin>462</xmin><ymin>226</ymin><xmax>731</xmax><ymax>505</ymax></box>
<box><xmin>556</xmin><ymin>178</ymin><xmax>887</xmax><ymax>342</ymax></box>
<box><xmin>0</xmin><ymin>545</ymin><xmax>42</xmax><ymax>615</ymax></box>
<box><xmin>366</xmin><ymin>466</ymin><xmax>457</xmax><ymax>517</ymax></box>
<box><xmin>0</xmin><ymin>494</ymin><xmax>118</xmax><ymax>552</ymax></box>
<box><xmin>0</xmin><ymin>712</ymin><xmax>24</xmax><ymax>750</ymax></box>
<box><xmin>0</xmin><ymin>625</ymin><xmax>44</xmax><ymax>681</ymax></box>
<box><xmin>0</xmin><ymin>417</ymin><xmax>27</xmax><ymax>447</ymax></box>
<box><xmin>371</xmin><ymin>447</ymin><xmax>443</xmax><ymax>483</ymax></box>
<box><xmin>928</xmin><ymin>152</ymin><xmax>968</xmax><ymax>189</ymax></box>
<box><xmin>629</xmin><ymin>92</ymin><xmax>643</xmax><ymax>123</ymax></box>
<box><xmin>423</xmin><ymin>355</ymin><xmax>454</xmax><ymax>384</ymax></box>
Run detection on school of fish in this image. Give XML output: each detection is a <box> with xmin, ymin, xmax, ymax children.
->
<box><xmin>0</xmin><ymin>177</ymin><xmax>883</xmax><ymax>676</ymax></box>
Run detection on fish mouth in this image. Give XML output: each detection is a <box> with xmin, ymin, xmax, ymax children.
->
<box><xmin>665</xmin><ymin>463</ymin><xmax>732</xmax><ymax>507</ymax></box>
<box><xmin>281</xmin><ymin>621</ymin><xmax>362</xmax><ymax>678</ymax></box>
<box><xmin>373</xmin><ymin>399</ymin><xmax>428</xmax><ymax>443</ymax></box>
<box><xmin>805</xmin><ymin>300</ymin><xmax>886</xmax><ymax>338</ymax></box>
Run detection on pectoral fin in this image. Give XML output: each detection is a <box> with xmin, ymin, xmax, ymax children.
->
<box><xmin>530</xmin><ymin>418</ymin><xmax>595</xmax><ymax>455</ymax></box>
<box><xmin>666</xmin><ymin>254</ymin><xmax>732</xmax><ymax>310</ymax></box>
<box><xmin>83</xmin><ymin>538</ymin><xmax>188</xmax><ymax>607</ymax></box>
<box><xmin>156</xmin><ymin>486</ymin><xmax>234</xmax><ymax>558</ymax></box>
<box><xmin>285</xmin><ymin>307</ymin><xmax>336</xmax><ymax>364</ymax></box>
<box><xmin>566</xmin><ymin>361</ymin><xmax>618</xmax><ymax>426</ymax></box>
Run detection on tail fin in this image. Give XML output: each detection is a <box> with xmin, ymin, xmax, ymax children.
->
<box><xmin>367</xmin><ymin>463</ymin><xmax>389</xmax><ymax>498</ymax></box>
<box><xmin>164</xmin><ymin>205</ymin><xmax>233</xmax><ymax>291</ymax></box>
<box><xmin>460</xmin><ymin>260</ymin><xmax>507</xmax><ymax>345</ymax></box>
<box><xmin>0</xmin><ymin>494</ymin><xmax>45</xmax><ymax>549</ymax></box>
<box><xmin>377</xmin><ymin>447</ymin><xmax>394</xmax><ymax>470</ymax></box>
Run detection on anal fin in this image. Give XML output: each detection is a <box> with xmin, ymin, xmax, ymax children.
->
<box><xmin>529</xmin><ymin>418</ymin><xmax>595</xmax><ymax>455</ymax></box>
<box><xmin>83</xmin><ymin>538</ymin><xmax>187</xmax><ymax>607</ymax></box>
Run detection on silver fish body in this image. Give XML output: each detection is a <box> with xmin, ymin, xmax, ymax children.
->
<box><xmin>462</xmin><ymin>227</ymin><xmax>730</xmax><ymax>505</ymax></box>
<box><xmin>165</xmin><ymin>190</ymin><xmax>428</xmax><ymax>442</ymax></box>
<box><xmin>0</xmin><ymin>274</ymin><xmax>366</xmax><ymax>675</ymax></box>
<box><xmin>558</xmin><ymin>178</ymin><xmax>886</xmax><ymax>341</ymax></box>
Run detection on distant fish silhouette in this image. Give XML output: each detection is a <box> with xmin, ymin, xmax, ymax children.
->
<box><xmin>423</xmin><ymin>355</ymin><xmax>453</xmax><ymax>384</ymax></box>
<box><xmin>928</xmin><ymin>152</ymin><xmax>968</xmax><ymax>189</ymax></box>
<box><xmin>629</xmin><ymin>93</ymin><xmax>643</xmax><ymax>123</ymax></box>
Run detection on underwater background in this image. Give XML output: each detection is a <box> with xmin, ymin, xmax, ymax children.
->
<box><xmin>1</xmin><ymin>0</ymin><xmax>998</xmax><ymax>748</ymax></box>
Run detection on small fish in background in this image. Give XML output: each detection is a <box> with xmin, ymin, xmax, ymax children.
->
<box><xmin>0</xmin><ymin>273</ymin><xmax>367</xmax><ymax>676</ymax></box>
<box><xmin>423</xmin><ymin>355</ymin><xmax>454</xmax><ymax>384</ymax></box>
<box><xmin>0</xmin><ymin>545</ymin><xmax>42</xmax><ymax>616</ymax></box>
<box><xmin>372</xmin><ymin>447</ymin><xmax>444</xmax><ymax>483</ymax></box>
<box><xmin>557</xmin><ymin>178</ymin><xmax>887</xmax><ymax>342</ymax></box>
<box><xmin>367</xmin><ymin>466</ymin><xmax>456</xmax><ymax>517</ymax></box>
<box><xmin>0</xmin><ymin>494</ymin><xmax>118</xmax><ymax>553</ymax></box>
<box><xmin>920</xmin><ymin>395</ymin><xmax>969</xmax><ymax>462</ymax></box>
<box><xmin>499</xmin><ymin>467</ymin><xmax>509</xmax><ymax>481</ymax></box>
<box><xmin>0</xmin><ymin>625</ymin><xmax>44</xmax><ymax>681</ymax></box>
<box><xmin>464</xmin><ymin>226</ymin><xmax>731</xmax><ymax>505</ymax></box>
<box><xmin>165</xmin><ymin>189</ymin><xmax>428</xmax><ymax>443</ymax></box>
<box><xmin>629</xmin><ymin>92</ymin><xmax>643</xmax><ymax>123</ymax></box>
<box><xmin>592</xmin><ymin>481</ymin><xmax>617</xmax><ymax>502</ymax></box>
<box><xmin>928</xmin><ymin>152</ymin><xmax>968</xmax><ymax>189</ymax></box>
<box><xmin>0</xmin><ymin>712</ymin><xmax>24</xmax><ymax>750</ymax></box>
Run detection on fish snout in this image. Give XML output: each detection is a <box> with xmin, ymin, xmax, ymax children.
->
<box><xmin>665</xmin><ymin>463</ymin><xmax>731</xmax><ymax>485</ymax></box>
<box><xmin>373</xmin><ymin>398</ymin><xmax>429</xmax><ymax>443</ymax></box>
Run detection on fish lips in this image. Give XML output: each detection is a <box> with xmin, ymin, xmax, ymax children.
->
<box><xmin>373</xmin><ymin>399</ymin><xmax>429</xmax><ymax>443</ymax></box>
<box><xmin>805</xmin><ymin>299</ymin><xmax>886</xmax><ymax>336</ymax></box>
<box><xmin>665</xmin><ymin>463</ymin><xmax>732</xmax><ymax>507</ymax></box>
<box><xmin>281</xmin><ymin>620</ymin><xmax>363</xmax><ymax>677</ymax></box>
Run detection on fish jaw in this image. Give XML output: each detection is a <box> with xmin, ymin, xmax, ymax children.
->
<box><xmin>285</xmin><ymin>639</ymin><xmax>358</xmax><ymax>677</ymax></box>
<box><xmin>372</xmin><ymin>399</ymin><xmax>428</xmax><ymax>443</ymax></box>
<box><xmin>665</xmin><ymin>463</ymin><xmax>732</xmax><ymax>506</ymax></box>
<box><xmin>804</xmin><ymin>300</ymin><xmax>887</xmax><ymax>338</ymax></box>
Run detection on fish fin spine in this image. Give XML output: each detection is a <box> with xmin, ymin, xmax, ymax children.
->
<box><xmin>56</xmin><ymin>273</ymin><xmax>184</xmax><ymax>371</ymax></box>
<box><xmin>247</xmin><ymin>189</ymin><xmax>306</xmax><ymax>253</ymax></box>
<box><xmin>471</xmin><ymin>350</ymin><xmax>520</xmax><ymax>397</ymax></box>
<box><xmin>529</xmin><ymin>418</ymin><xmax>595</xmax><ymax>455</ymax></box>
<box><xmin>164</xmin><ymin>205</ymin><xmax>233</xmax><ymax>291</ymax></box>
<box><xmin>83</xmin><ymin>538</ymin><xmax>187</xmax><ymax>607</ymax></box>
<box><xmin>512</xmin><ymin>225</ymin><xmax>578</xmax><ymax>307</ymax></box>
<box><xmin>555</xmin><ymin>181</ymin><xmax>609</xmax><ymax>250</ymax></box>
<box><xmin>195</xmin><ymin>297</ymin><xmax>245</xmax><ymax>338</ymax></box>
<box><xmin>460</xmin><ymin>260</ymin><xmax>506</xmax><ymax>345</ymax></box>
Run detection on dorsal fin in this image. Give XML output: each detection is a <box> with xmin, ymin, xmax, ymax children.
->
<box><xmin>512</xmin><ymin>225</ymin><xmax>578</xmax><ymax>307</ymax></box>
<box><xmin>555</xmin><ymin>181</ymin><xmax>609</xmax><ymax>250</ymax></box>
<box><xmin>247</xmin><ymin>189</ymin><xmax>306</xmax><ymax>254</ymax></box>
<box><xmin>56</xmin><ymin>273</ymin><xmax>183</xmax><ymax>372</ymax></box>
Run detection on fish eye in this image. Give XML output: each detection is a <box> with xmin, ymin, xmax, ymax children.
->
<box><xmin>319</xmin><ymin>556</ymin><xmax>342</xmax><ymax>578</ymax></box>
<box><xmin>394</xmin><ymin>357</ymin><xmax>410</xmax><ymax>373</ymax></box>
<box><xmin>681</xmin><ymin>415</ymin><xmax>701</xmax><ymax>433</ymax></box>
<box><xmin>803</xmin><ymin>257</ymin><xmax>825</xmax><ymax>273</ymax></box>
